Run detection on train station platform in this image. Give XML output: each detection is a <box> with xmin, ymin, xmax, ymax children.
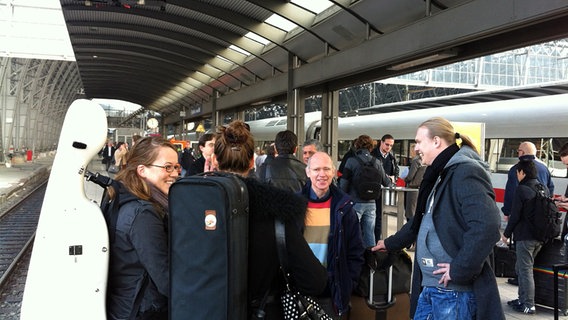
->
<box><xmin>0</xmin><ymin>153</ymin><xmax>54</xmax><ymax>207</ymax></box>
<box><xmin>0</xmin><ymin>155</ymin><xmax>562</xmax><ymax>319</ymax></box>
<box><xmin>0</xmin><ymin>153</ymin><xmax>108</xmax><ymax>209</ymax></box>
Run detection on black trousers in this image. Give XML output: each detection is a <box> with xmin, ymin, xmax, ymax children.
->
<box><xmin>374</xmin><ymin>196</ymin><xmax>382</xmax><ymax>241</ymax></box>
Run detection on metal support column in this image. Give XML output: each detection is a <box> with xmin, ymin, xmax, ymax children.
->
<box><xmin>320</xmin><ymin>89</ymin><xmax>339</xmax><ymax>163</ymax></box>
<box><xmin>212</xmin><ymin>90</ymin><xmax>219</xmax><ymax>128</ymax></box>
<box><xmin>287</xmin><ymin>53</ymin><xmax>305</xmax><ymax>160</ymax></box>
<box><xmin>0</xmin><ymin>57</ymin><xmax>7</xmax><ymax>163</ymax></box>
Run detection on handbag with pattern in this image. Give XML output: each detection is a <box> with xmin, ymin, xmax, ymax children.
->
<box><xmin>108</xmin><ymin>164</ymin><xmax>120</xmax><ymax>174</ymax></box>
<box><xmin>274</xmin><ymin>220</ymin><xmax>332</xmax><ymax>320</ymax></box>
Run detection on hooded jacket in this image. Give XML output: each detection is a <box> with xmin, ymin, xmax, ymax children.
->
<box><xmin>384</xmin><ymin>146</ymin><xmax>505</xmax><ymax>320</ymax></box>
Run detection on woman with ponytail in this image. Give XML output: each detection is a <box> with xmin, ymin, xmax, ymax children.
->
<box><xmin>214</xmin><ymin>120</ymin><xmax>327</xmax><ymax>319</ymax></box>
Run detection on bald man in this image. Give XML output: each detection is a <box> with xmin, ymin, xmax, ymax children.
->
<box><xmin>502</xmin><ymin>141</ymin><xmax>554</xmax><ymax>219</ymax></box>
<box><xmin>300</xmin><ymin>152</ymin><xmax>363</xmax><ymax>319</ymax></box>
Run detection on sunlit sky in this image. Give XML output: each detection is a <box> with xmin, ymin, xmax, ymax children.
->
<box><xmin>93</xmin><ymin>99</ymin><xmax>142</xmax><ymax>112</ymax></box>
<box><xmin>0</xmin><ymin>1</ymin><xmax>142</xmax><ymax>110</ymax></box>
<box><xmin>0</xmin><ymin>0</ymin><xmax>74</xmax><ymax>60</ymax></box>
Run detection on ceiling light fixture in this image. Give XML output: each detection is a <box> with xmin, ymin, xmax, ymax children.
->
<box><xmin>388</xmin><ymin>49</ymin><xmax>458</xmax><ymax>71</ymax></box>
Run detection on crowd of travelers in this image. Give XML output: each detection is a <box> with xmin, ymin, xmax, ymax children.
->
<box><xmin>100</xmin><ymin>116</ymin><xmax>568</xmax><ymax>320</ymax></box>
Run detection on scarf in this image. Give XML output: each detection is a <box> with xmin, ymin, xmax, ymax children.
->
<box><xmin>149</xmin><ymin>183</ymin><xmax>169</xmax><ymax>219</ymax></box>
<box><xmin>410</xmin><ymin>143</ymin><xmax>460</xmax><ymax>234</ymax></box>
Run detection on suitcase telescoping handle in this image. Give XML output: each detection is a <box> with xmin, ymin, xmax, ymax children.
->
<box><xmin>367</xmin><ymin>264</ymin><xmax>396</xmax><ymax>310</ymax></box>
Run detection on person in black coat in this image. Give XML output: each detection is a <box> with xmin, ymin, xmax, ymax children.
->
<box><xmin>257</xmin><ymin>130</ymin><xmax>307</xmax><ymax>193</ymax></box>
<box><xmin>101</xmin><ymin>140</ymin><xmax>116</xmax><ymax>171</ymax></box>
<box><xmin>501</xmin><ymin>160</ymin><xmax>545</xmax><ymax>315</ymax></box>
<box><xmin>213</xmin><ymin>120</ymin><xmax>327</xmax><ymax>319</ymax></box>
<box><xmin>187</xmin><ymin>133</ymin><xmax>215</xmax><ymax>176</ymax></box>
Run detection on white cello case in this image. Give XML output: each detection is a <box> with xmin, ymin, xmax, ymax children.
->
<box><xmin>21</xmin><ymin>99</ymin><xmax>109</xmax><ymax>320</ymax></box>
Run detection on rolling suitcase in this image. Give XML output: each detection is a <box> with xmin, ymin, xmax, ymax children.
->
<box><xmin>534</xmin><ymin>239</ymin><xmax>568</xmax><ymax>316</ymax></box>
<box><xmin>493</xmin><ymin>243</ymin><xmax>516</xmax><ymax>278</ymax></box>
<box><xmin>352</xmin><ymin>248</ymin><xmax>412</xmax><ymax>320</ymax></box>
<box><xmin>168</xmin><ymin>172</ymin><xmax>249</xmax><ymax>320</ymax></box>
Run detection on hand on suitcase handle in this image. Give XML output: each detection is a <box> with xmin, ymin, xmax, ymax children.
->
<box><xmin>433</xmin><ymin>263</ymin><xmax>452</xmax><ymax>287</ymax></box>
<box><xmin>371</xmin><ymin>240</ymin><xmax>387</xmax><ymax>252</ymax></box>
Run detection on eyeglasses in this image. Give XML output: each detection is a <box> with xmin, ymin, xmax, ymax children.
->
<box><xmin>150</xmin><ymin>163</ymin><xmax>181</xmax><ymax>173</ymax></box>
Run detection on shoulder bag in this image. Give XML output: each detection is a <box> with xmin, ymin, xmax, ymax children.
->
<box><xmin>108</xmin><ymin>164</ymin><xmax>120</xmax><ymax>174</ymax></box>
<box><xmin>274</xmin><ymin>219</ymin><xmax>332</xmax><ymax>320</ymax></box>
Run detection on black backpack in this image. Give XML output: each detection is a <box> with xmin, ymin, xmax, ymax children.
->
<box><xmin>85</xmin><ymin>171</ymin><xmax>136</xmax><ymax>243</ymax></box>
<box><xmin>526</xmin><ymin>183</ymin><xmax>562</xmax><ymax>243</ymax></box>
<box><xmin>85</xmin><ymin>171</ymin><xmax>149</xmax><ymax>318</ymax></box>
<box><xmin>352</xmin><ymin>155</ymin><xmax>382</xmax><ymax>200</ymax></box>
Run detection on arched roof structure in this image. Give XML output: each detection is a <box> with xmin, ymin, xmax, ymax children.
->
<box><xmin>59</xmin><ymin>0</ymin><xmax>568</xmax><ymax>119</ymax></box>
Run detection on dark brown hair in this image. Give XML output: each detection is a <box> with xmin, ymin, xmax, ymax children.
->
<box><xmin>559</xmin><ymin>142</ymin><xmax>568</xmax><ymax>158</ymax></box>
<box><xmin>274</xmin><ymin>130</ymin><xmax>298</xmax><ymax>155</ymax></box>
<box><xmin>214</xmin><ymin>120</ymin><xmax>255</xmax><ymax>174</ymax></box>
<box><xmin>114</xmin><ymin>136</ymin><xmax>177</xmax><ymax>201</ymax></box>
<box><xmin>354</xmin><ymin>135</ymin><xmax>374</xmax><ymax>151</ymax></box>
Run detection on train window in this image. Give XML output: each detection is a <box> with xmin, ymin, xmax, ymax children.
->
<box><xmin>489</xmin><ymin>138</ymin><xmax>568</xmax><ymax>177</ymax></box>
<box><xmin>337</xmin><ymin>140</ymin><xmax>351</xmax><ymax>161</ymax></box>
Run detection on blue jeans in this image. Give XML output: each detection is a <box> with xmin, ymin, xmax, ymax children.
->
<box><xmin>515</xmin><ymin>240</ymin><xmax>543</xmax><ymax>306</ymax></box>
<box><xmin>414</xmin><ymin>286</ymin><xmax>476</xmax><ymax>320</ymax></box>
<box><xmin>353</xmin><ymin>202</ymin><xmax>376</xmax><ymax>247</ymax></box>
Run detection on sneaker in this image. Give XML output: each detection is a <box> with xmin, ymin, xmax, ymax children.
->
<box><xmin>507</xmin><ymin>299</ymin><xmax>522</xmax><ymax>307</ymax></box>
<box><xmin>507</xmin><ymin>278</ymin><xmax>519</xmax><ymax>286</ymax></box>
<box><xmin>512</xmin><ymin>304</ymin><xmax>536</xmax><ymax>315</ymax></box>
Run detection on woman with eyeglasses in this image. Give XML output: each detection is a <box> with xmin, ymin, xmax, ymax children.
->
<box><xmin>107</xmin><ymin>136</ymin><xmax>179</xmax><ymax>320</ymax></box>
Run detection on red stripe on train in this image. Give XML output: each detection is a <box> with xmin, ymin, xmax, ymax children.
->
<box><xmin>494</xmin><ymin>188</ymin><xmax>505</xmax><ymax>204</ymax></box>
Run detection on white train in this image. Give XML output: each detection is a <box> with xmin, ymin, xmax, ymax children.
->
<box><xmin>244</xmin><ymin>93</ymin><xmax>568</xmax><ymax>204</ymax></box>
<box><xmin>249</xmin><ymin>93</ymin><xmax>568</xmax><ymax>141</ymax></box>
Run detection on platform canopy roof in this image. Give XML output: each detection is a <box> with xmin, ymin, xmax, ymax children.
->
<box><xmin>58</xmin><ymin>0</ymin><xmax>568</xmax><ymax>116</ymax></box>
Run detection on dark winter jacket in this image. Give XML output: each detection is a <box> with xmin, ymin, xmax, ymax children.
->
<box><xmin>246</xmin><ymin>178</ymin><xmax>328</xmax><ymax>319</ymax></box>
<box><xmin>257</xmin><ymin>154</ymin><xmax>307</xmax><ymax>193</ymax></box>
<box><xmin>107</xmin><ymin>184</ymin><xmax>169</xmax><ymax>320</ymax></box>
<box><xmin>339</xmin><ymin>149</ymin><xmax>392</xmax><ymax>202</ymax></box>
<box><xmin>102</xmin><ymin>145</ymin><xmax>116</xmax><ymax>164</ymax></box>
<box><xmin>404</xmin><ymin>155</ymin><xmax>426</xmax><ymax>188</ymax></box>
<box><xmin>384</xmin><ymin>146</ymin><xmax>505</xmax><ymax>320</ymax></box>
<box><xmin>337</xmin><ymin>147</ymin><xmax>355</xmax><ymax>178</ymax></box>
<box><xmin>180</xmin><ymin>148</ymin><xmax>194</xmax><ymax>171</ymax></box>
<box><xmin>503</xmin><ymin>178</ymin><xmax>546</xmax><ymax>241</ymax></box>
<box><xmin>300</xmin><ymin>181</ymin><xmax>364</xmax><ymax>316</ymax></box>
<box><xmin>501</xmin><ymin>155</ymin><xmax>554</xmax><ymax>215</ymax></box>
<box><xmin>187</xmin><ymin>156</ymin><xmax>205</xmax><ymax>176</ymax></box>
<box><xmin>371</xmin><ymin>148</ymin><xmax>399</xmax><ymax>179</ymax></box>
